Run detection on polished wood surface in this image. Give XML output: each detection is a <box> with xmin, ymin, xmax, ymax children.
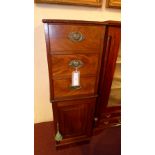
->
<box><xmin>45</xmin><ymin>21</ymin><xmax>105</xmax><ymax>101</ymax></box>
<box><xmin>53</xmin><ymin>77</ymin><xmax>96</xmax><ymax>98</ymax></box>
<box><xmin>96</xmin><ymin>25</ymin><xmax>121</xmax><ymax>120</ymax></box>
<box><xmin>51</xmin><ymin>54</ymin><xmax>99</xmax><ymax>78</ymax></box>
<box><xmin>48</xmin><ymin>25</ymin><xmax>104</xmax><ymax>52</ymax></box>
<box><xmin>53</xmin><ymin>98</ymin><xmax>96</xmax><ymax>148</ymax></box>
<box><xmin>43</xmin><ymin>20</ymin><xmax>121</xmax><ymax>148</ymax></box>
<box><xmin>43</xmin><ymin>19</ymin><xmax>121</xmax><ymax>26</ymax></box>
<box><xmin>94</xmin><ymin>106</ymin><xmax>121</xmax><ymax>133</ymax></box>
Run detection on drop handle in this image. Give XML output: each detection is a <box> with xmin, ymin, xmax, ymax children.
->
<box><xmin>69</xmin><ymin>59</ymin><xmax>84</xmax><ymax>69</ymax></box>
<box><xmin>68</xmin><ymin>32</ymin><xmax>85</xmax><ymax>42</ymax></box>
<box><xmin>69</xmin><ymin>85</ymin><xmax>81</xmax><ymax>90</ymax></box>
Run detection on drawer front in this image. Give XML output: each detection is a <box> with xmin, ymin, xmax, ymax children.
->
<box><xmin>53</xmin><ymin>77</ymin><xmax>96</xmax><ymax>98</ymax></box>
<box><xmin>51</xmin><ymin>54</ymin><xmax>99</xmax><ymax>77</ymax></box>
<box><xmin>48</xmin><ymin>24</ymin><xmax>104</xmax><ymax>53</ymax></box>
<box><xmin>101</xmin><ymin>106</ymin><xmax>121</xmax><ymax>126</ymax></box>
<box><xmin>103</xmin><ymin>118</ymin><xmax>121</xmax><ymax>126</ymax></box>
<box><xmin>102</xmin><ymin>111</ymin><xmax>121</xmax><ymax>119</ymax></box>
<box><xmin>54</xmin><ymin>98</ymin><xmax>96</xmax><ymax>140</ymax></box>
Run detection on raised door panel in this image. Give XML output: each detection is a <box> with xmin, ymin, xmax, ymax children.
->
<box><xmin>55</xmin><ymin>98</ymin><xmax>96</xmax><ymax>140</ymax></box>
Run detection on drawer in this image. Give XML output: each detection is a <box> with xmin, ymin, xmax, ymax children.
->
<box><xmin>103</xmin><ymin>118</ymin><xmax>121</xmax><ymax>126</ymax></box>
<box><xmin>51</xmin><ymin>54</ymin><xmax>99</xmax><ymax>77</ymax></box>
<box><xmin>102</xmin><ymin>112</ymin><xmax>121</xmax><ymax>119</ymax></box>
<box><xmin>48</xmin><ymin>24</ymin><xmax>104</xmax><ymax>53</ymax></box>
<box><xmin>101</xmin><ymin>106</ymin><xmax>121</xmax><ymax>119</ymax></box>
<box><xmin>53</xmin><ymin>77</ymin><xmax>96</xmax><ymax>98</ymax></box>
<box><xmin>103</xmin><ymin>106</ymin><xmax>121</xmax><ymax>113</ymax></box>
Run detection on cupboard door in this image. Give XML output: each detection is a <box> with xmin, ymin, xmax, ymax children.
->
<box><xmin>53</xmin><ymin>98</ymin><xmax>96</xmax><ymax>144</ymax></box>
<box><xmin>96</xmin><ymin>25</ymin><xmax>121</xmax><ymax>117</ymax></box>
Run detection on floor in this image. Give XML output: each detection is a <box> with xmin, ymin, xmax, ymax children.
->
<box><xmin>34</xmin><ymin>122</ymin><xmax>121</xmax><ymax>155</ymax></box>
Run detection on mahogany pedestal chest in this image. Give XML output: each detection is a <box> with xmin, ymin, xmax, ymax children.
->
<box><xmin>42</xmin><ymin>19</ymin><xmax>121</xmax><ymax>148</ymax></box>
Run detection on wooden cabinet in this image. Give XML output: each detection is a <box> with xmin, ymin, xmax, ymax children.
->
<box><xmin>95</xmin><ymin>23</ymin><xmax>121</xmax><ymax>130</ymax></box>
<box><xmin>43</xmin><ymin>19</ymin><xmax>121</xmax><ymax>148</ymax></box>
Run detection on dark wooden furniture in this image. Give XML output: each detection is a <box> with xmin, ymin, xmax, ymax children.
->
<box><xmin>42</xmin><ymin>19</ymin><xmax>121</xmax><ymax>148</ymax></box>
<box><xmin>95</xmin><ymin>22</ymin><xmax>121</xmax><ymax>132</ymax></box>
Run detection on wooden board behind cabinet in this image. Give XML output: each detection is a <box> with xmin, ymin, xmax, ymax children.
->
<box><xmin>35</xmin><ymin>0</ymin><xmax>103</xmax><ymax>7</ymax></box>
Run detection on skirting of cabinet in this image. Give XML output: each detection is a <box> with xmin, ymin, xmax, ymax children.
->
<box><xmin>55</xmin><ymin>136</ymin><xmax>90</xmax><ymax>149</ymax></box>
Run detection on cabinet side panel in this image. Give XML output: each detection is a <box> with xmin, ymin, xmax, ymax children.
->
<box><xmin>44</xmin><ymin>23</ymin><xmax>55</xmax><ymax>100</ymax></box>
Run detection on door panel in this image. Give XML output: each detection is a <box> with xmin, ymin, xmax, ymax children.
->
<box><xmin>55</xmin><ymin>98</ymin><xmax>96</xmax><ymax>140</ymax></box>
<box><xmin>96</xmin><ymin>25</ymin><xmax>121</xmax><ymax>118</ymax></box>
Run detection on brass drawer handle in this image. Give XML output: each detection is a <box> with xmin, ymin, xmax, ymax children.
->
<box><xmin>69</xmin><ymin>60</ymin><xmax>84</xmax><ymax>68</ymax></box>
<box><xmin>68</xmin><ymin>32</ymin><xmax>85</xmax><ymax>42</ymax></box>
<box><xmin>69</xmin><ymin>85</ymin><xmax>81</xmax><ymax>90</ymax></box>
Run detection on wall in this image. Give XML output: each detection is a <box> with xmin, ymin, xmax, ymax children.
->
<box><xmin>34</xmin><ymin>1</ymin><xmax>121</xmax><ymax>123</ymax></box>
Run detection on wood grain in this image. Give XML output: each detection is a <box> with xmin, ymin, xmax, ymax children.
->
<box><xmin>53</xmin><ymin>77</ymin><xmax>96</xmax><ymax>98</ymax></box>
<box><xmin>53</xmin><ymin>98</ymin><xmax>96</xmax><ymax>148</ymax></box>
<box><xmin>96</xmin><ymin>24</ymin><xmax>121</xmax><ymax>124</ymax></box>
<box><xmin>48</xmin><ymin>24</ymin><xmax>104</xmax><ymax>52</ymax></box>
<box><xmin>51</xmin><ymin>54</ymin><xmax>99</xmax><ymax>78</ymax></box>
<box><xmin>43</xmin><ymin>20</ymin><xmax>121</xmax><ymax>148</ymax></box>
